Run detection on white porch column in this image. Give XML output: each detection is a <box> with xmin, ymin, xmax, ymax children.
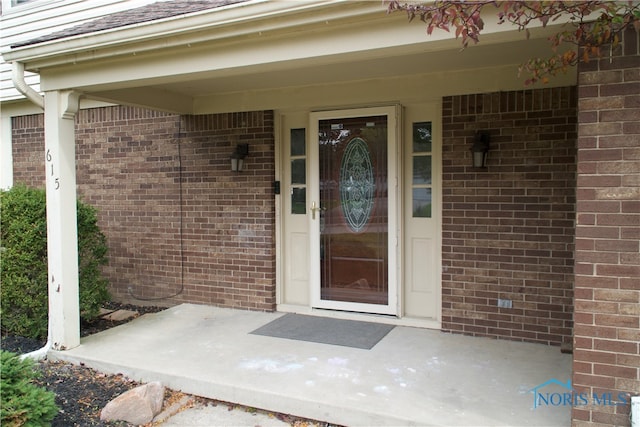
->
<box><xmin>44</xmin><ymin>90</ymin><xmax>81</xmax><ymax>350</ymax></box>
<box><xmin>1</xmin><ymin>115</ymin><xmax>13</xmax><ymax>189</ymax></box>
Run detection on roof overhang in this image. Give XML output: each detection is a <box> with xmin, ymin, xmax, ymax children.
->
<box><xmin>2</xmin><ymin>0</ymin><xmax>577</xmax><ymax>114</ymax></box>
<box><xmin>3</xmin><ymin>0</ymin><xmax>386</xmax><ymax>70</ymax></box>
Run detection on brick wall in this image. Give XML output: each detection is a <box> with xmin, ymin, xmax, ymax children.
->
<box><xmin>573</xmin><ymin>26</ymin><xmax>640</xmax><ymax>426</ymax></box>
<box><xmin>11</xmin><ymin>114</ymin><xmax>45</xmax><ymax>187</ymax></box>
<box><xmin>442</xmin><ymin>87</ymin><xmax>577</xmax><ymax>346</ymax></box>
<box><xmin>12</xmin><ymin>106</ymin><xmax>276</xmax><ymax>311</ymax></box>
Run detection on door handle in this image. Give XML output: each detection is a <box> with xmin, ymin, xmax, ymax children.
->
<box><xmin>311</xmin><ymin>201</ymin><xmax>325</xmax><ymax>219</ymax></box>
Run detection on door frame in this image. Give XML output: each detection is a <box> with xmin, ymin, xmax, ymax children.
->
<box><xmin>309</xmin><ymin>105</ymin><xmax>401</xmax><ymax>315</ymax></box>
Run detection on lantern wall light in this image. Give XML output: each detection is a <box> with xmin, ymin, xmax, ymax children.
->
<box><xmin>471</xmin><ymin>131</ymin><xmax>490</xmax><ymax>169</ymax></box>
<box><xmin>230</xmin><ymin>143</ymin><xmax>249</xmax><ymax>172</ymax></box>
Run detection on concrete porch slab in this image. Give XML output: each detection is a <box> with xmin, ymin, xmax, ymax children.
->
<box><xmin>50</xmin><ymin>304</ymin><xmax>571</xmax><ymax>426</ymax></box>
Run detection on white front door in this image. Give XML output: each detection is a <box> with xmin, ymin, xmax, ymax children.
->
<box><xmin>309</xmin><ymin>106</ymin><xmax>400</xmax><ymax>315</ymax></box>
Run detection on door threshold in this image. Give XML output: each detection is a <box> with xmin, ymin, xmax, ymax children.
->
<box><xmin>277</xmin><ymin>304</ymin><xmax>441</xmax><ymax>330</ymax></box>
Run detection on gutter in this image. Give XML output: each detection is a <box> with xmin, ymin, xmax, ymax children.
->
<box><xmin>11</xmin><ymin>62</ymin><xmax>44</xmax><ymax>109</ymax></box>
<box><xmin>12</xmin><ymin>60</ymin><xmax>49</xmax><ymax>360</ymax></box>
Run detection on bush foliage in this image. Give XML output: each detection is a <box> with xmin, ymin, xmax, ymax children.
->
<box><xmin>1</xmin><ymin>185</ymin><xmax>110</xmax><ymax>339</ymax></box>
<box><xmin>0</xmin><ymin>350</ymin><xmax>59</xmax><ymax>426</ymax></box>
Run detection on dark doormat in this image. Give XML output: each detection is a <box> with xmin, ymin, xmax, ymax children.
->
<box><xmin>250</xmin><ymin>313</ymin><xmax>395</xmax><ymax>350</ymax></box>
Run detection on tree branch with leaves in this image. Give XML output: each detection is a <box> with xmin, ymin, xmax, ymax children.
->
<box><xmin>385</xmin><ymin>1</ymin><xmax>640</xmax><ymax>85</ymax></box>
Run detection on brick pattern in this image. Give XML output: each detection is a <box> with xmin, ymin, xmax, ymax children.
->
<box><xmin>442</xmin><ymin>87</ymin><xmax>578</xmax><ymax>346</ymax></box>
<box><xmin>573</xmin><ymin>27</ymin><xmax>640</xmax><ymax>427</ymax></box>
<box><xmin>12</xmin><ymin>106</ymin><xmax>276</xmax><ymax>311</ymax></box>
<box><xmin>11</xmin><ymin>114</ymin><xmax>45</xmax><ymax>187</ymax></box>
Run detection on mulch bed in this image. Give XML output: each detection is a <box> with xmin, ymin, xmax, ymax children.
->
<box><xmin>1</xmin><ymin>302</ymin><xmax>336</xmax><ymax>427</ymax></box>
<box><xmin>1</xmin><ymin>302</ymin><xmax>167</xmax><ymax>427</ymax></box>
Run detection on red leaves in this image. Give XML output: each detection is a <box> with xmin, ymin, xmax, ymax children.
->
<box><xmin>385</xmin><ymin>1</ymin><xmax>494</xmax><ymax>46</ymax></box>
<box><xmin>385</xmin><ymin>0</ymin><xmax>640</xmax><ymax>85</ymax></box>
<box><xmin>539</xmin><ymin>14</ymin><xmax>550</xmax><ymax>27</ymax></box>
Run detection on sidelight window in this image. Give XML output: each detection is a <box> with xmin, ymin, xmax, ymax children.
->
<box><xmin>290</xmin><ymin>128</ymin><xmax>306</xmax><ymax>214</ymax></box>
<box><xmin>411</xmin><ymin>122</ymin><xmax>432</xmax><ymax>218</ymax></box>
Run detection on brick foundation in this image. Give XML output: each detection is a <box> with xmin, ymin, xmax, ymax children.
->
<box><xmin>442</xmin><ymin>87</ymin><xmax>578</xmax><ymax>346</ymax></box>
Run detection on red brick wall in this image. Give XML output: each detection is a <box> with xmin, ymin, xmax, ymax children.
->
<box><xmin>12</xmin><ymin>106</ymin><xmax>276</xmax><ymax>311</ymax></box>
<box><xmin>573</xmin><ymin>26</ymin><xmax>640</xmax><ymax>426</ymax></box>
<box><xmin>442</xmin><ymin>87</ymin><xmax>577</xmax><ymax>346</ymax></box>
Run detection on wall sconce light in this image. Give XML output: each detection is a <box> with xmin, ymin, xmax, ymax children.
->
<box><xmin>230</xmin><ymin>143</ymin><xmax>249</xmax><ymax>172</ymax></box>
<box><xmin>471</xmin><ymin>131</ymin><xmax>490</xmax><ymax>168</ymax></box>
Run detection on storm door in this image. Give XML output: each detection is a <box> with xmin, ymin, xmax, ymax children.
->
<box><xmin>309</xmin><ymin>107</ymin><xmax>399</xmax><ymax>315</ymax></box>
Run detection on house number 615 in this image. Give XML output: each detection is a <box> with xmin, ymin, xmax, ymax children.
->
<box><xmin>46</xmin><ymin>149</ymin><xmax>60</xmax><ymax>190</ymax></box>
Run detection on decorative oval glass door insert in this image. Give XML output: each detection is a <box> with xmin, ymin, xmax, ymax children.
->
<box><xmin>339</xmin><ymin>137</ymin><xmax>375</xmax><ymax>232</ymax></box>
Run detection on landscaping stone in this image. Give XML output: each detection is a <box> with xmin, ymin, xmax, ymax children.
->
<box><xmin>152</xmin><ymin>395</ymin><xmax>195</xmax><ymax>424</ymax></box>
<box><xmin>100</xmin><ymin>309</ymin><xmax>138</xmax><ymax>322</ymax></box>
<box><xmin>100</xmin><ymin>381</ymin><xmax>165</xmax><ymax>425</ymax></box>
<box><xmin>99</xmin><ymin>308</ymin><xmax>113</xmax><ymax>316</ymax></box>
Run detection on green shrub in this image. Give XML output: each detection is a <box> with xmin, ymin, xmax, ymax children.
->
<box><xmin>0</xmin><ymin>351</ymin><xmax>58</xmax><ymax>426</ymax></box>
<box><xmin>0</xmin><ymin>185</ymin><xmax>110</xmax><ymax>339</ymax></box>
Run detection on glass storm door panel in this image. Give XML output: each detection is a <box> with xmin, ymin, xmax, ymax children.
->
<box><xmin>310</xmin><ymin>107</ymin><xmax>398</xmax><ymax>315</ymax></box>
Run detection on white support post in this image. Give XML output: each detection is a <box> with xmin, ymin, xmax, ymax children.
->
<box><xmin>44</xmin><ymin>90</ymin><xmax>81</xmax><ymax>350</ymax></box>
<box><xmin>1</xmin><ymin>115</ymin><xmax>14</xmax><ymax>190</ymax></box>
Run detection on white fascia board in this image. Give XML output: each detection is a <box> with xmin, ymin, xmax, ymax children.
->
<box><xmin>3</xmin><ymin>0</ymin><xmax>380</xmax><ymax>69</ymax></box>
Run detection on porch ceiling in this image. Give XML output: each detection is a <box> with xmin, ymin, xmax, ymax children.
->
<box><xmin>147</xmin><ymin>37</ymin><xmax>556</xmax><ymax>97</ymax></box>
<box><xmin>75</xmin><ymin>34</ymin><xmax>571</xmax><ymax>114</ymax></box>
